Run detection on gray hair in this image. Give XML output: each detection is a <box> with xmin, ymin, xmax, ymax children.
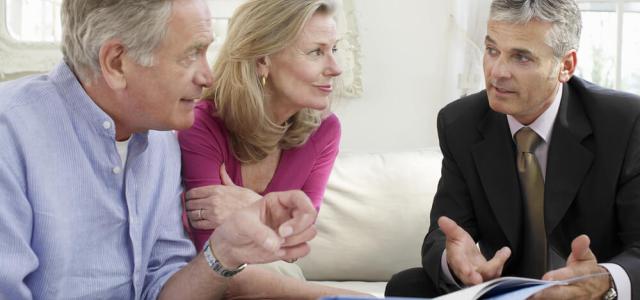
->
<box><xmin>490</xmin><ymin>0</ymin><xmax>582</xmax><ymax>58</ymax></box>
<box><xmin>61</xmin><ymin>0</ymin><xmax>173</xmax><ymax>82</ymax></box>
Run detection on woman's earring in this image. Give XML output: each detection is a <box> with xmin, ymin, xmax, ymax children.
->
<box><xmin>261</xmin><ymin>75</ymin><xmax>267</xmax><ymax>87</ymax></box>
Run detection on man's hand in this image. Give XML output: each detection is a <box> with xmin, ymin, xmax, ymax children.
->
<box><xmin>531</xmin><ymin>235</ymin><xmax>611</xmax><ymax>299</ymax></box>
<box><xmin>439</xmin><ymin>216</ymin><xmax>511</xmax><ymax>286</ymax></box>
<box><xmin>185</xmin><ymin>164</ymin><xmax>262</xmax><ymax>229</ymax></box>
<box><xmin>209</xmin><ymin>190</ymin><xmax>317</xmax><ymax>268</ymax></box>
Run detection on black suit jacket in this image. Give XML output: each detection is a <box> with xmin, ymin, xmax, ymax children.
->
<box><xmin>422</xmin><ymin>76</ymin><xmax>640</xmax><ymax>298</ymax></box>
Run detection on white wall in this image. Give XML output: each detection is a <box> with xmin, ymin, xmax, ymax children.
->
<box><xmin>334</xmin><ymin>0</ymin><xmax>453</xmax><ymax>153</ymax></box>
<box><xmin>0</xmin><ymin>0</ymin><xmax>462</xmax><ymax>154</ymax></box>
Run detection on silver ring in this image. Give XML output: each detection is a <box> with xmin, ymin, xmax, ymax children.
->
<box><xmin>197</xmin><ymin>208</ymin><xmax>203</xmax><ymax>220</ymax></box>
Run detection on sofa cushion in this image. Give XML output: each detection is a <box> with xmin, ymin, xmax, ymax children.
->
<box><xmin>298</xmin><ymin>149</ymin><xmax>442</xmax><ymax>281</ymax></box>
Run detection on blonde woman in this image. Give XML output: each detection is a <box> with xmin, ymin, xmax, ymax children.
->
<box><xmin>177</xmin><ymin>1</ymin><xmax>364</xmax><ymax>297</ymax></box>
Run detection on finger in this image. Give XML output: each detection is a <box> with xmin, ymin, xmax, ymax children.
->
<box><xmin>186</xmin><ymin>208</ymin><xmax>206</xmax><ymax>221</ymax></box>
<box><xmin>190</xmin><ymin>219</ymin><xmax>215</xmax><ymax>230</ymax></box>
<box><xmin>272</xmin><ymin>190</ymin><xmax>316</xmax><ymax>214</ymax></box>
<box><xmin>278</xmin><ymin>243</ymin><xmax>312</xmax><ymax>262</ymax></box>
<box><xmin>184</xmin><ymin>198</ymin><xmax>210</xmax><ymax>211</ymax></box>
<box><xmin>220</xmin><ymin>164</ymin><xmax>236</xmax><ymax>186</ymax></box>
<box><xmin>478</xmin><ymin>247</ymin><xmax>511</xmax><ymax>279</ymax></box>
<box><xmin>281</xmin><ymin>226</ymin><xmax>317</xmax><ymax>247</ymax></box>
<box><xmin>263</xmin><ymin>191</ymin><xmax>316</xmax><ymax>237</ymax></box>
<box><xmin>278</xmin><ymin>213</ymin><xmax>315</xmax><ymax>238</ymax></box>
<box><xmin>240</xmin><ymin>213</ymin><xmax>286</xmax><ymax>255</ymax></box>
<box><xmin>185</xmin><ymin>186</ymin><xmax>216</xmax><ymax>200</ymax></box>
<box><xmin>569</xmin><ymin>234</ymin><xmax>595</xmax><ymax>262</ymax></box>
<box><xmin>438</xmin><ymin>216</ymin><xmax>467</xmax><ymax>242</ymax></box>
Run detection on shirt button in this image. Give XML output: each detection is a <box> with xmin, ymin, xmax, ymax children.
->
<box><xmin>112</xmin><ymin>166</ymin><xmax>122</xmax><ymax>174</ymax></box>
<box><xmin>102</xmin><ymin>121</ymin><xmax>112</xmax><ymax>129</ymax></box>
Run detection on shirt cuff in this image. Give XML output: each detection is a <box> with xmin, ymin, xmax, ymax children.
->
<box><xmin>600</xmin><ymin>263</ymin><xmax>630</xmax><ymax>300</ymax></box>
<box><xmin>441</xmin><ymin>249</ymin><xmax>462</xmax><ymax>288</ymax></box>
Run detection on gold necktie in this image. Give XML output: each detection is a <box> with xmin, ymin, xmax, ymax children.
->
<box><xmin>515</xmin><ymin>127</ymin><xmax>547</xmax><ymax>278</ymax></box>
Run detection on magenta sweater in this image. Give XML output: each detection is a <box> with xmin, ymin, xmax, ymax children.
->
<box><xmin>178</xmin><ymin>101</ymin><xmax>341</xmax><ymax>250</ymax></box>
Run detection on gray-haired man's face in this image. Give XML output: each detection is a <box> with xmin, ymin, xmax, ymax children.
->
<box><xmin>483</xmin><ymin>20</ymin><xmax>565</xmax><ymax>125</ymax></box>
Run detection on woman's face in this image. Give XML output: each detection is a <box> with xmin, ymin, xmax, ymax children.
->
<box><xmin>265</xmin><ymin>13</ymin><xmax>342</xmax><ymax>123</ymax></box>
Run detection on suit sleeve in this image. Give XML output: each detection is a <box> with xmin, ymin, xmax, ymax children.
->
<box><xmin>609</xmin><ymin>115</ymin><xmax>640</xmax><ymax>299</ymax></box>
<box><xmin>421</xmin><ymin>109</ymin><xmax>479</xmax><ymax>294</ymax></box>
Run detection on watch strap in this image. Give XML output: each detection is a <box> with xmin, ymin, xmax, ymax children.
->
<box><xmin>203</xmin><ymin>240</ymin><xmax>246</xmax><ymax>277</ymax></box>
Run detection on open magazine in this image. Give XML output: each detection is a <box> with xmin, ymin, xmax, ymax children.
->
<box><xmin>434</xmin><ymin>272</ymin><xmax>609</xmax><ymax>300</ymax></box>
<box><xmin>320</xmin><ymin>272</ymin><xmax>609</xmax><ymax>300</ymax></box>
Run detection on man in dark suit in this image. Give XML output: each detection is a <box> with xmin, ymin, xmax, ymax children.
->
<box><xmin>386</xmin><ymin>0</ymin><xmax>640</xmax><ymax>299</ymax></box>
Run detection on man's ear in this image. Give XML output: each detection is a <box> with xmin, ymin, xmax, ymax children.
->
<box><xmin>99</xmin><ymin>39</ymin><xmax>127</xmax><ymax>90</ymax></box>
<box><xmin>256</xmin><ymin>56</ymin><xmax>270</xmax><ymax>78</ymax></box>
<box><xmin>558</xmin><ymin>50</ymin><xmax>577</xmax><ymax>83</ymax></box>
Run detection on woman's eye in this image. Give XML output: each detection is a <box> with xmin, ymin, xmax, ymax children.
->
<box><xmin>308</xmin><ymin>49</ymin><xmax>322</xmax><ymax>56</ymax></box>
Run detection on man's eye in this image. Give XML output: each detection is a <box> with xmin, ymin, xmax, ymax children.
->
<box><xmin>187</xmin><ymin>51</ymin><xmax>199</xmax><ymax>61</ymax></box>
<box><xmin>515</xmin><ymin>54</ymin><xmax>531</xmax><ymax>63</ymax></box>
<box><xmin>486</xmin><ymin>47</ymin><xmax>498</xmax><ymax>56</ymax></box>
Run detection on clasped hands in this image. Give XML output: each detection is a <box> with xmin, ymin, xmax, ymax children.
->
<box><xmin>187</xmin><ymin>164</ymin><xmax>315</xmax><ymax>267</ymax></box>
<box><xmin>210</xmin><ymin>189</ymin><xmax>318</xmax><ymax>268</ymax></box>
<box><xmin>439</xmin><ymin>216</ymin><xmax>611</xmax><ymax>299</ymax></box>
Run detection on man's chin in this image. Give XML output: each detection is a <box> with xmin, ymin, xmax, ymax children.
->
<box><xmin>163</xmin><ymin>115</ymin><xmax>195</xmax><ymax>131</ymax></box>
<box><xmin>487</xmin><ymin>97</ymin><xmax>512</xmax><ymax>115</ymax></box>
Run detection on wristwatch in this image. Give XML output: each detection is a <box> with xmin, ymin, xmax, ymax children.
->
<box><xmin>203</xmin><ymin>240</ymin><xmax>247</xmax><ymax>277</ymax></box>
<box><xmin>603</xmin><ymin>273</ymin><xmax>617</xmax><ymax>300</ymax></box>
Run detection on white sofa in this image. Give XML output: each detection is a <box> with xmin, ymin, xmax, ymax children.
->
<box><xmin>297</xmin><ymin>149</ymin><xmax>443</xmax><ymax>297</ymax></box>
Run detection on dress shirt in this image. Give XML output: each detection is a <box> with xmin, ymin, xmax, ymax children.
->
<box><xmin>0</xmin><ymin>62</ymin><xmax>196</xmax><ymax>299</ymax></box>
<box><xmin>441</xmin><ymin>84</ymin><xmax>630</xmax><ymax>299</ymax></box>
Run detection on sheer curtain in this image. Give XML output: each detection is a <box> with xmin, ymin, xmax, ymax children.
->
<box><xmin>442</xmin><ymin>0</ymin><xmax>491</xmax><ymax>104</ymax></box>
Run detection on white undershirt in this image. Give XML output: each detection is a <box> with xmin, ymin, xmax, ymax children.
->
<box><xmin>115</xmin><ymin>138</ymin><xmax>130</xmax><ymax>168</ymax></box>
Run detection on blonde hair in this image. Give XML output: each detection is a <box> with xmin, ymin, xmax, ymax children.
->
<box><xmin>204</xmin><ymin>0</ymin><xmax>337</xmax><ymax>163</ymax></box>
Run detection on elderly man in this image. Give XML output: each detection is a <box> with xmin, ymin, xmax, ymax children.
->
<box><xmin>0</xmin><ymin>0</ymin><xmax>356</xmax><ymax>299</ymax></box>
<box><xmin>387</xmin><ymin>0</ymin><xmax>640</xmax><ymax>299</ymax></box>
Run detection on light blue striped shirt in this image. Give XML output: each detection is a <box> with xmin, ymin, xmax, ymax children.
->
<box><xmin>0</xmin><ymin>62</ymin><xmax>196</xmax><ymax>299</ymax></box>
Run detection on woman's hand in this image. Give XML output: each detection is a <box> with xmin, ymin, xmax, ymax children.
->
<box><xmin>186</xmin><ymin>164</ymin><xmax>262</xmax><ymax>229</ymax></box>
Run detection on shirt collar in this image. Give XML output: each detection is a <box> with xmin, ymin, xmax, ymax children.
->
<box><xmin>49</xmin><ymin>61</ymin><xmax>149</xmax><ymax>146</ymax></box>
<box><xmin>507</xmin><ymin>83</ymin><xmax>563</xmax><ymax>143</ymax></box>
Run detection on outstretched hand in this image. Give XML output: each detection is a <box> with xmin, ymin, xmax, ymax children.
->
<box><xmin>439</xmin><ymin>216</ymin><xmax>511</xmax><ymax>286</ymax></box>
<box><xmin>531</xmin><ymin>235</ymin><xmax>611</xmax><ymax>299</ymax></box>
<box><xmin>209</xmin><ymin>190</ymin><xmax>317</xmax><ymax>268</ymax></box>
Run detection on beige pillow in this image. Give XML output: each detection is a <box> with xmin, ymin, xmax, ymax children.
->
<box><xmin>298</xmin><ymin>149</ymin><xmax>442</xmax><ymax>281</ymax></box>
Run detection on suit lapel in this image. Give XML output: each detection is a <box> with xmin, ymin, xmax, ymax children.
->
<box><xmin>545</xmin><ymin>82</ymin><xmax>593</xmax><ymax>235</ymax></box>
<box><xmin>472</xmin><ymin>110</ymin><xmax>523</xmax><ymax>247</ymax></box>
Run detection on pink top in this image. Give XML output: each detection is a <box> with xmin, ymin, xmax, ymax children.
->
<box><xmin>178</xmin><ymin>100</ymin><xmax>341</xmax><ymax>250</ymax></box>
